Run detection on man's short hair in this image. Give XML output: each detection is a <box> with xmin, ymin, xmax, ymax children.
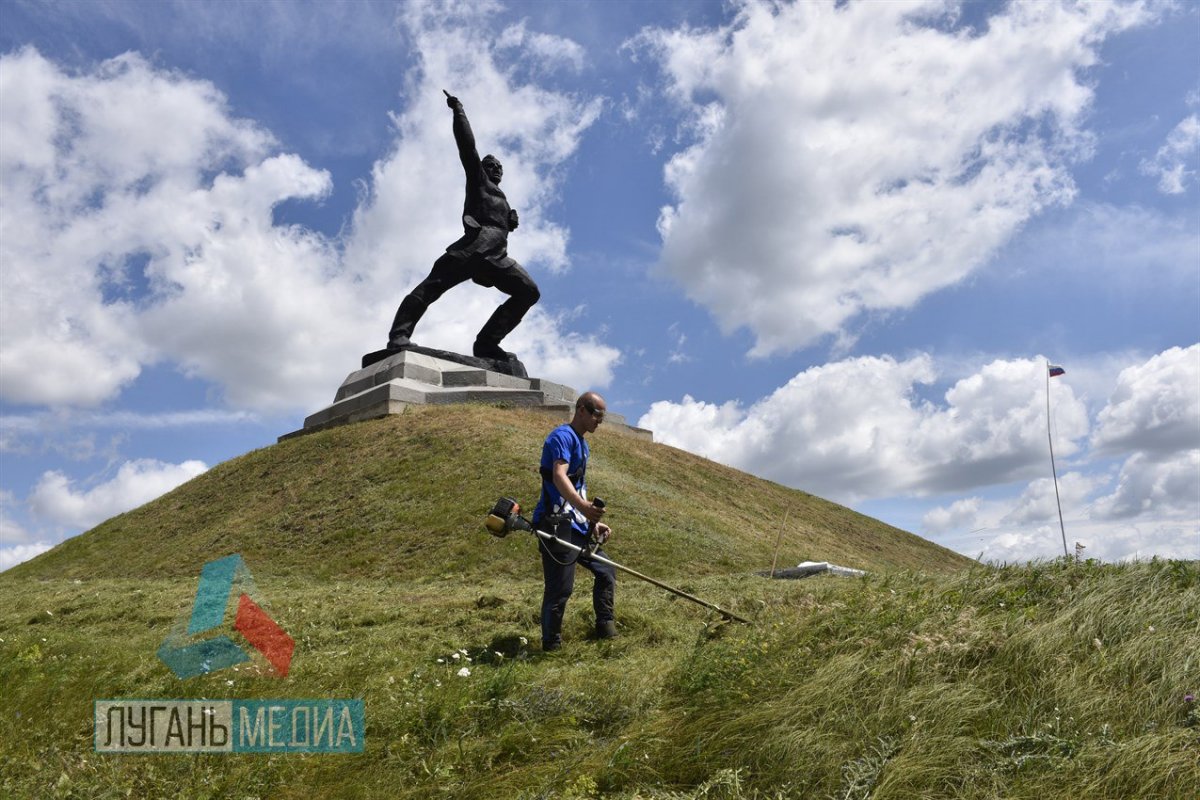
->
<box><xmin>576</xmin><ymin>392</ymin><xmax>602</xmax><ymax>413</ymax></box>
<box><xmin>482</xmin><ymin>154</ymin><xmax>501</xmax><ymax>167</ymax></box>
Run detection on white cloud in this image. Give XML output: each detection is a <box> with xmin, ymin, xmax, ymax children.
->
<box><xmin>633</xmin><ymin>0</ymin><xmax>1154</xmax><ymax>355</ymax></box>
<box><xmin>979</xmin><ymin>517</ymin><xmax>1198</xmax><ymax>564</ymax></box>
<box><xmin>924</xmin><ymin>478</ymin><xmax>1198</xmax><ymax>564</ymax></box>
<box><xmin>0</xmin><ymin>47</ymin><xmax>356</xmax><ymax>410</ymax></box>
<box><xmin>983</xmin><ymin>527</ymin><xmax>1065</xmax><ymax>563</ymax></box>
<box><xmin>1092</xmin><ymin>344</ymin><xmax>1200</xmax><ymax>455</ymax></box>
<box><xmin>666</xmin><ymin>322</ymin><xmax>691</xmax><ymax>364</ymax></box>
<box><xmin>496</xmin><ymin>20</ymin><xmax>587</xmax><ymax>73</ymax></box>
<box><xmin>0</xmin><ymin>543</ymin><xmax>54</xmax><ymax>572</ymax></box>
<box><xmin>1001</xmin><ymin>471</ymin><xmax>1102</xmax><ymax>526</ymax></box>
<box><xmin>639</xmin><ymin>354</ymin><xmax>1089</xmax><ymax>502</ymax></box>
<box><xmin>645</xmin><ymin>344</ymin><xmax>1196</xmax><ymax>561</ymax></box>
<box><xmin>1</xmin><ymin>8</ymin><xmax>618</xmax><ymax>413</ymax></box>
<box><xmin>1</xmin><ymin>47</ymin><xmax>261</xmax><ymax>405</ymax></box>
<box><xmin>916</xmin><ymin>345</ymin><xmax>1200</xmax><ymax>562</ymax></box>
<box><xmin>0</xmin><ymin>489</ymin><xmax>33</xmax><ymax>545</ymax></box>
<box><xmin>1090</xmin><ymin>450</ymin><xmax>1200</xmax><ymax>522</ymax></box>
<box><xmin>1140</xmin><ymin>114</ymin><xmax>1200</xmax><ymax>194</ymax></box>
<box><xmin>922</xmin><ymin>497</ymin><xmax>981</xmax><ymax>536</ymax></box>
<box><xmin>29</xmin><ymin>458</ymin><xmax>208</xmax><ymax>531</ymax></box>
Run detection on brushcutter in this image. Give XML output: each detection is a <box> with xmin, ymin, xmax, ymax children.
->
<box><xmin>485</xmin><ymin>497</ymin><xmax>752</xmax><ymax>625</ymax></box>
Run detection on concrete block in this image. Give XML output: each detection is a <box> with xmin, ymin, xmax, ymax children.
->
<box><xmin>529</xmin><ymin>378</ymin><xmax>577</xmax><ymax>404</ymax></box>
<box><xmin>335</xmin><ymin>351</ymin><xmax>445</xmax><ymax>402</ymax></box>
<box><xmin>281</xmin><ymin>348</ymin><xmax>653</xmax><ymax>443</ymax></box>
<box><xmin>440</xmin><ymin>365</ymin><xmax>532</xmax><ymax>390</ymax></box>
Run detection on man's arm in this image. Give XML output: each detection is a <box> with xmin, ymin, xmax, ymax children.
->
<box><xmin>551</xmin><ymin>460</ymin><xmax>605</xmax><ymax>524</ymax></box>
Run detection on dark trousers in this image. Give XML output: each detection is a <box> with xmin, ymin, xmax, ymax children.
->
<box><xmin>388</xmin><ymin>251</ymin><xmax>540</xmax><ymax>348</ymax></box>
<box><xmin>537</xmin><ymin>519</ymin><xmax>616</xmax><ymax>648</ymax></box>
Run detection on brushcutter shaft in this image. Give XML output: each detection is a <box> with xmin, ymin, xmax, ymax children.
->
<box><xmin>531</xmin><ymin>528</ymin><xmax>752</xmax><ymax>625</ymax></box>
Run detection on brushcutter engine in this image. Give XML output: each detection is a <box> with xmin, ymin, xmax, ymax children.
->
<box><xmin>485</xmin><ymin>497</ymin><xmax>607</xmax><ymax>547</ymax></box>
<box><xmin>485</xmin><ymin>497</ymin><xmax>532</xmax><ymax>538</ymax></box>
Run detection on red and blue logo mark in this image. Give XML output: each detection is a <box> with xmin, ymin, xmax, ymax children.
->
<box><xmin>158</xmin><ymin>554</ymin><xmax>294</xmax><ymax>679</ymax></box>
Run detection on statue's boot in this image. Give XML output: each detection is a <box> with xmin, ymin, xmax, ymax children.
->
<box><xmin>473</xmin><ymin>295</ymin><xmax>534</xmax><ymax>359</ymax></box>
<box><xmin>388</xmin><ymin>294</ymin><xmax>428</xmax><ymax>349</ymax></box>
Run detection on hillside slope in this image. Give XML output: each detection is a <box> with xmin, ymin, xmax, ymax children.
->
<box><xmin>7</xmin><ymin>404</ymin><xmax>970</xmax><ymax>581</ymax></box>
<box><xmin>2</xmin><ymin>407</ymin><xmax>1194</xmax><ymax>799</ymax></box>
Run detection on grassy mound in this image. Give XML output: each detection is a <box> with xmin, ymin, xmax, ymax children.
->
<box><xmin>6</xmin><ymin>404</ymin><xmax>969</xmax><ymax>582</ymax></box>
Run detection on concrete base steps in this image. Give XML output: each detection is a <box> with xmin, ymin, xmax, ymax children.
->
<box><xmin>280</xmin><ymin>350</ymin><xmax>652</xmax><ymax>442</ymax></box>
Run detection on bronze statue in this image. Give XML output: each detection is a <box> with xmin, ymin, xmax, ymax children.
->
<box><xmin>385</xmin><ymin>90</ymin><xmax>540</xmax><ymax>362</ymax></box>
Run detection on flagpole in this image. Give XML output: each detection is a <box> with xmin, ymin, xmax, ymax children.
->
<box><xmin>1046</xmin><ymin>361</ymin><xmax>1068</xmax><ymax>558</ymax></box>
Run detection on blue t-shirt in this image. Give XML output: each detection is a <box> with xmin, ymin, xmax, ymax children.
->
<box><xmin>532</xmin><ymin>424</ymin><xmax>590</xmax><ymax>534</ymax></box>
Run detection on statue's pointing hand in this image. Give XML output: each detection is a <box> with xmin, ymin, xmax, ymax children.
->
<box><xmin>443</xmin><ymin>89</ymin><xmax>461</xmax><ymax>110</ymax></box>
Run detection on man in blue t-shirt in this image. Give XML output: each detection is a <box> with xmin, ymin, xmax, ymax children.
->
<box><xmin>531</xmin><ymin>391</ymin><xmax>616</xmax><ymax>651</ymax></box>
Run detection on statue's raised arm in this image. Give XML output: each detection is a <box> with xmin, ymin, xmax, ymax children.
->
<box><xmin>443</xmin><ymin>90</ymin><xmax>481</xmax><ymax>178</ymax></box>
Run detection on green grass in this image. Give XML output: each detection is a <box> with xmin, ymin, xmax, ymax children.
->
<box><xmin>2</xmin><ymin>561</ymin><xmax>1196</xmax><ymax>798</ymax></box>
<box><xmin>2</xmin><ymin>406</ymin><xmax>1195</xmax><ymax>797</ymax></box>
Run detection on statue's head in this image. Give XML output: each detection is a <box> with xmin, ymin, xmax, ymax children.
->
<box><xmin>482</xmin><ymin>154</ymin><xmax>503</xmax><ymax>184</ymax></box>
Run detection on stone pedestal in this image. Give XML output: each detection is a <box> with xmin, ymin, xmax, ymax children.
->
<box><xmin>360</xmin><ymin>344</ymin><xmax>529</xmax><ymax>378</ymax></box>
<box><xmin>280</xmin><ymin>350</ymin><xmax>652</xmax><ymax>442</ymax></box>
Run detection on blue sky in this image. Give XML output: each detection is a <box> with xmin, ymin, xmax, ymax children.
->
<box><xmin>1</xmin><ymin>0</ymin><xmax>1197</xmax><ymax>571</ymax></box>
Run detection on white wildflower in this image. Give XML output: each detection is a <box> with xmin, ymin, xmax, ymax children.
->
<box><xmin>457</xmin><ymin>667</ymin><xmax>471</xmax><ymax>678</ymax></box>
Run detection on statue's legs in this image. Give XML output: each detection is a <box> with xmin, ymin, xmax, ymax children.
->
<box><xmin>473</xmin><ymin>263</ymin><xmax>540</xmax><ymax>359</ymax></box>
<box><xmin>387</xmin><ymin>253</ymin><xmax>472</xmax><ymax>348</ymax></box>
<box><xmin>387</xmin><ymin>295</ymin><xmax>426</xmax><ymax>348</ymax></box>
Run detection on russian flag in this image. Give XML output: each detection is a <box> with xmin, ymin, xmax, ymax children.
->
<box><xmin>1048</xmin><ymin>364</ymin><xmax>1066</xmax><ymax>378</ymax></box>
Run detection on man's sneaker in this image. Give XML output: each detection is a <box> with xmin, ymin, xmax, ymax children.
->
<box><xmin>596</xmin><ymin>621</ymin><xmax>618</xmax><ymax>640</ymax></box>
<box><xmin>542</xmin><ymin>640</ymin><xmax>561</xmax><ymax>652</ymax></box>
